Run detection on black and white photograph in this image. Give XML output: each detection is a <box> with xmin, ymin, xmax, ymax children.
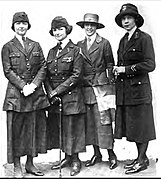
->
<box><xmin>0</xmin><ymin>0</ymin><xmax>160</xmax><ymax>177</ymax></box>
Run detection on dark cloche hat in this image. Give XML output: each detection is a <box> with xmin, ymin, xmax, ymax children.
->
<box><xmin>115</xmin><ymin>3</ymin><xmax>144</xmax><ymax>28</ymax></box>
<box><xmin>11</xmin><ymin>12</ymin><xmax>31</xmax><ymax>31</ymax></box>
<box><xmin>49</xmin><ymin>16</ymin><xmax>73</xmax><ymax>36</ymax></box>
<box><xmin>76</xmin><ymin>13</ymin><xmax>105</xmax><ymax>29</ymax></box>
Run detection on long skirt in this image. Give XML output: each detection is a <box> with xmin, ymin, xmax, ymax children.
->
<box><xmin>7</xmin><ymin>110</ymin><xmax>47</xmax><ymax>164</ymax></box>
<box><xmin>85</xmin><ymin>103</ymin><xmax>114</xmax><ymax>149</ymax></box>
<box><xmin>47</xmin><ymin>110</ymin><xmax>86</xmax><ymax>155</ymax></box>
<box><xmin>114</xmin><ymin>103</ymin><xmax>156</xmax><ymax>143</ymax></box>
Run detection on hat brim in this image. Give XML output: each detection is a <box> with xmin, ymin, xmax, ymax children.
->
<box><xmin>76</xmin><ymin>21</ymin><xmax>105</xmax><ymax>29</ymax></box>
<box><xmin>115</xmin><ymin>12</ymin><xmax>144</xmax><ymax>28</ymax></box>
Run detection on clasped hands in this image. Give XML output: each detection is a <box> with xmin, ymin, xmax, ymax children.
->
<box><xmin>22</xmin><ymin>83</ymin><xmax>37</xmax><ymax>96</ymax></box>
<box><xmin>113</xmin><ymin>66</ymin><xmax>125</xmax><ymax>76</ymax></box>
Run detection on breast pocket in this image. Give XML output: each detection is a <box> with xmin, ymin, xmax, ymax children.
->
<box><xmin>61</xmin><ymin>56</ymin><xmax>73</xmax><ymax>71</ymax></box>
<box><xmin>127</xmin><ymin>48</ymin><xmax>143</xmax><ymax>62</ymax></box>
<box><xmin>32</xmin><ymin>51</ymin><xmax>41</xmax><ymax>64</ymax></box>
<box><xmin>9</xmin><ymin>52</ymin><xmax>21</xmax><ymax>66</ymax></box>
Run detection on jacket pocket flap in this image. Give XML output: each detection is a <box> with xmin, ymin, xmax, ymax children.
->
<box><xmin>9</xmin><ymin>52</ymin><xmax>20</xmax><ymax>57</ymax></box>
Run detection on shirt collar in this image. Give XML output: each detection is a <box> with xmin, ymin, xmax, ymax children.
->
<box><xmin>58</xmin><ymin>37</ymin><xmax>70</xmax><ymax>49</ymax></box>
<box><xmin>86</xmin><ymin>33</ymin><xmax>96</xmax><ymax>45</ymax></box>
<box><xmin>127</xmin><ymin>26</ymin><xmax>137</xmax><ymax>40</ymax></box>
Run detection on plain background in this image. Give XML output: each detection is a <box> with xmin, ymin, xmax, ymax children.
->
<box><xmin>0</xmin><ymin>0</ymin><xmax>160</xmax><ymax>177</ymax></box>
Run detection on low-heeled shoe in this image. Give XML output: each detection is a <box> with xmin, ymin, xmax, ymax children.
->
<box><xmin>51</xmin><ymin>158</ymin><xmax>71</xmax><ymax>170</ymax></box>
<box><xmin>25</xmin><ymin>168</ymin><xmax>44</xmax><ymax>176</ymax></box>
<box><xmin>109</xmin><ymin>156</ymin><xmax>118</xmax><ymax>169</ymax></box>
<box><xmin>14</xmin><ymin>166</ymin><xmax>24</xmax><ymax>178</ymax></box>
<box><xmin>85</xmin><ymin>155</ymin><xmax>102</xmax><ymax>167</ymax></box>
<box><xmin>124</xmin><ymin>157</ymin><xmax>149</xmax><ymax>169</ymax></box>
<box><xmin>125</xmin><ymin>161</ymin><xmax>148</xmax><ymax>174</ymax></box>
<box><xmin>70</xmin><ymin>161</ymin><xmax>82</xmax><ymax>176</ymax></box>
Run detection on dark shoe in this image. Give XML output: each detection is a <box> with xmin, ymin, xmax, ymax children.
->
<box><xmin>85</xmin><ymin>155</ymin><xmax>102</xmax><ymax>167</ymax></box>
<box><xmin>14</xmin><ymin>166</ymin><xmax>23</xmax><ymax>178</ymax></box>
<box><xmin>125</xmin><ymin>161</ymin><xmax>148</xmax><ymax>174</ymax></box>
<box><xmin>124</xmin><ymin>159</ymin><xmax>137</xmax><ymax>169</ymax></box>
<box><xmin>25</xmin><ymin>168</ymin><xmax>44</xmax><ymax>176</ymax></box>
<box><xmin>70</xmin><ymin>161</ymin><xmax>81</xmax><ymax>176</ymax></box>
<box><xmin>51</xmin><ymin>158</ymin><xmax>71</xmax><ymax>170</ymax></box>
<box><xmin>109</xmin><ymin>155</ymin><xmax>118</xmax><ymax>169</ymax></box>
<box><xmin>124</xmin><ymin>157</ymin><xmax>149</xmax><ymax>169</ymax></box>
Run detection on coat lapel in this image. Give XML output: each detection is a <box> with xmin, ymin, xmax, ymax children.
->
<box><xmin>25</xmin><ymin>38</ymin><xmax>35</xmax><ymax>55</ymax></box>
<box><xmin>79</xmin><ymin>39</ymin><xmax>92</xmax><ymax>65</ymax></box>
<box><xmin>123</xmin><ymin>29</ymin><xmax>140</xmax><ymax>55</ymax></box>
<box><xmin>88</xmin><ymin>34</ymin><xmax>101</xmax><ymax>55</ymax></box>
<box><xmin>57</xmin><ymin>40</ymin><xmax>74</xmax><ymax>59</ymax></box>
<box><xmin>12</xmin><ymin>37</ymin><xmax>27</xmax><ymax>56</ymax></box>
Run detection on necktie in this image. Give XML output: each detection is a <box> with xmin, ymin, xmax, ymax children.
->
<box><xmin>87</xmin><ymin>37</ymin><xmax>91</xmax><ymax>50</ymax></box>
<box><xmin>22</xmin><ymin>36</ymin><xmax>27</xmax><ymax>50</ymax></box>
<box><xmin>58</xmin><ymin>42</ymin><xmax>62</xmax><ymax>51</ymax></box>
<box><xmin>57</xmin><ymin>42</ymin><xmax>62</xmax><ymax>56</ymax></box>
<box><xmin>124</xmin><ymin>32</ymin><xmax>129</xmax><ymax>48</ymax></box>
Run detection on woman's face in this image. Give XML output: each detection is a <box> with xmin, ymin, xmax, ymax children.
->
<box><xmin>52</xmin><ymin>27</ymin><xmax>67</xmax><ymax>41</ymax></box>
<box><xmin>84</xmin><ymin>23</ymin><xmax>97</xmax><ymax>37</ymax></box>
<box><xmin>121</xmin><ymin>15</ymin><xmax>136</xmax><ymax>31</ymax></box>
<box><xmin>14</xmin><ymin>21</ymin><xmax>28</xmax><ymax>36</ymax></box>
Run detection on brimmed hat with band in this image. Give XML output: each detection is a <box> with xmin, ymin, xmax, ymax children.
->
<box><xmin>76</xmin><ymin>13</ymin><xmax>105</xmax><ymax>29</ymax></box>
<box><xmin>49</xmin><ymin>16</ymin><xmax>73</xmax><ymax>36</ymax></box>
<box><xmin>115</xmin><ymin>3</ymin><xmax>144</xmax><ymax>28</ymax></box>
<box><xmin>11</xmin><ymin>12</ymin><xmax>31</xmax><ymax>31</ymax></box>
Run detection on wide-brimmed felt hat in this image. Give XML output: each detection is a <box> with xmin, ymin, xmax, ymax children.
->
<box><xmin>76</xmin><ymin>13</ymin><xmax>105</xmax><ymax>29</ymax></box>
<box><xmin>49</xmin><ymin>16</ymin><xmax>73</xmax><ymax>36</ymax></box>
<box><xmin>115</xmin><ymin>3</ymin><xmax>144</xmax><ymax>28</ymax></box>
<box><xmin>11</xmin><ymin>12</ymin><xmax>31</xmax><ymax>31</ymax></box>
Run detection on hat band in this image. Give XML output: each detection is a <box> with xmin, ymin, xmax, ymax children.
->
<box><xmin>84</xmin><ymin>17</ymin><xmax>98</xmax><ymax>23</ymax></box>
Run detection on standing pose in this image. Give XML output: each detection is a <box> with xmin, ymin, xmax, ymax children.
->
<box><xmin>1</xmin><ymin>12</ymin><xmax>50</xmax><ymax>177</ymax></box>
<box><xmin>44</xmin><ymin>16</ymin><xmax>86</xmax><ymax>176</ymax></box>
<box><xmin>76</xmin><ymin>13</ymin><xmax>117</xmax><ymax>170</ymax></box>
<box><xmin>113</xmin><ymin>3</ymin><xmax>156</xmax><ymax>174</ymax></box>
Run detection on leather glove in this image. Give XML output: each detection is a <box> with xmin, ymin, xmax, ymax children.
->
<box><xmin>49</xmin><ymin>90</ymin><xmax>59</xmax><ymax>104</ymax></box>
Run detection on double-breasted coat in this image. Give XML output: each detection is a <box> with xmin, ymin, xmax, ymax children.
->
<box><xmin>44</xmin><ymin>40</ymin><xmax>86</xmax><ymax>155</ymax></box>
<box><xmin>114</xmin><ymin>28</ymin><xmax>156</xmax><ymax>142</ymax></box>
<box><xmin>77</xmin><ymin>33</ymin><xmax>116</xmax><ymax>149</ymax></box>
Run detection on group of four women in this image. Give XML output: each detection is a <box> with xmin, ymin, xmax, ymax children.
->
<box><xmin>1</xmin><ymin>3</ymin><xmax>156</xmax><ymax>178</ymax></box>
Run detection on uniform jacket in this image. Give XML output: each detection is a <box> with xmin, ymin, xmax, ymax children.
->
<box><xmin>116</xmin><ymin>28</ymin><xmax>155</xmax><ymax>105</ymax></box>
<box><xmin>1</xmin><ymin>36</ymin><xmax>50</xmax><ymax>112</ymax></box>
<box><xmin>77</xmin><ymin>33</ymin><xmax>115</xmax><ymax>104</ymax></box>
<box><xmin>44</xmin><ymin>40</ymin><xmax>85</xmax><ymax>115</ymax></box>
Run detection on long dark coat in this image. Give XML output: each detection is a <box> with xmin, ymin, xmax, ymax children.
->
<box><xmin>114</xmin><ymin>28</ymin><xmax>156</xmax><ymax>142</ymax></box>
<box><xmin>115</xmin><ymin>28</ymin><xmax>155</xmax><ymax>105</ymax></box>
<box><xmin>1</xmin><ymin>37</ymin><xmax>50</xmax><ymax>112</ymax></box>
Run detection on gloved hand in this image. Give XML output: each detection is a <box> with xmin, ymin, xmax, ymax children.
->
<box><xmin>49</xmin><ymin>90</ymin><xmax>59</xmax><ymax>104</ymax></box>
<box><xmin>22</xmin><ymin>83</ymin><xmax>37</xmax><ymax>96</ymax></box>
